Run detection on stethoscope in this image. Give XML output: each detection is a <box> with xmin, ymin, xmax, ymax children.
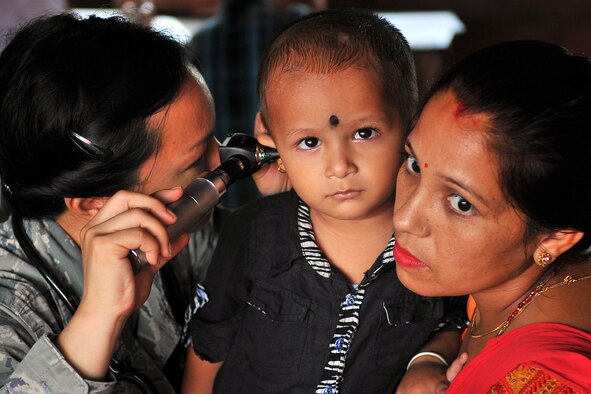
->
<box><xmin>11</xmin><ymin>214</ymin><xmax>158</xmax><ymax>394</ymax></box>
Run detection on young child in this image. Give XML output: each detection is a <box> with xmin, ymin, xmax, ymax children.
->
<box><xmin>184</xmin><ymin>9</ymin><xmax>467</xmax><ymax>393</ymax></box>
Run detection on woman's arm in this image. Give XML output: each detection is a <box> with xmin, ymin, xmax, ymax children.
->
<box><xmin>396</xmin><ymin>294</ymin><xmax>468</xmax><ymax>394</ymax></box>
<box><xmin>56</xmin><ymin>189</ymin><xmax>187</xmax><ymax>380</ymax></box>
<box><xmin>396</xmin><ymin>330</ymin><xmax>463</xmax><ymax>394</ymax></box>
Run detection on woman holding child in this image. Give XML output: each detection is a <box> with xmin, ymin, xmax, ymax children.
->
<box><xmin>245</xmin><ymin>34</ymin><xmax>591</xmax><ymax>392</ymax></box>
<box><xmin>393</xmin><ymin>40</ymin><xmax>591</xmax><ymax>392</ymax></box>
<box><xmin>28</xmin><ymin>14</ymin><xmax>585</xmax><ymax>394</ymax></box>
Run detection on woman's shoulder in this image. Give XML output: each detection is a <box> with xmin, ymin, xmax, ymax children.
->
<box><xmin>490</xmin><ymin>325</ymin><xmax>591</xmax><ymax>393</ymax></box>
<box><xmin>499</xmin><ymin>322</ymin><xmax>591</xmax><ymax>349</ymax></box>
<box><xmin>450</xmin><ymin>323</ymin><xmax>591</xmax><ymax>393</ymax></box>
<box><xmin>532</xmin><ymin>264</ymin><xmax>591</xmax><ymax>332</ymax></box>
<box><xmin>0</xmin><ymin>218</ymin><xmax>66</xmax><ymax>339</ymax></box>
<box><xmin>490</xmin><ymin>362</ymin><xmax>588</xmax><ymax>394</ymax></box>
<box><xmin>0</xmin><ymin>268</ymin><xmax>64</xmax><ymax>347</ymax></box>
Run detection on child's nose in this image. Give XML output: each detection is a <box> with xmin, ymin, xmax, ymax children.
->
<box><xmin>324</xmin><ymin>148</ymin><xmax>356</xmax><ymax>178</ymax></box>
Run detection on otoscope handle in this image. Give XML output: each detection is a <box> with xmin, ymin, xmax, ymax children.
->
<box><xmin>128</xmin><ymin>158</ymin><xmax>243</xmax><ymax>273</ymax></box>
<box><xmin>128</xmin><ymin>174</ymin><xmax>226</xmax><ymax>273</ymax></box>
<box><xmin>127</xmin><ymin>133</ymin><xmax>278</xmax><ymax>273</ymax></box>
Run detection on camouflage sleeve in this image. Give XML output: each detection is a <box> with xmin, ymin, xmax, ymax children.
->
<box><xmin>0</xmin><ymin>332</ymin><xmax>114</xmax><ymax>393</ymax></box>
<box><xmin>0</xmin><ymin>286</ymin><xmax>116</xmax><ymax>393</ymax></box>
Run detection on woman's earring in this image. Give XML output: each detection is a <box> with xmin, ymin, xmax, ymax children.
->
<box><xmin>536</xmin><ymin>252</ymin><xmax>553</xmax><ymax>267</ymax></box>
<box><xmin>277</xmin><ymin>158</ymin><xmax>286</xmax><ymax>173</ymax></box>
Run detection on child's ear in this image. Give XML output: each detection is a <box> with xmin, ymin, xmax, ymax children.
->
<box><xmin>533</xmin><ymin>229</ymin><xmax>584</xmax><ymax>267</ymax></box>
<box><xmin>254</xmin><ymin>112</ymin><xmax>276</xmax><ymax>149</ymax></box>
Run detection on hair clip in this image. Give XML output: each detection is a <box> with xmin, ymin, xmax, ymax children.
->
<box><xmin>0</xmin><ymin>177</ymin><xmax>12</xmax><ymax>196</ymax></box>
<box><xmin>70</xmin><ymin>132</ymin><xmax>113</xmax><ymax>162</ymax></box>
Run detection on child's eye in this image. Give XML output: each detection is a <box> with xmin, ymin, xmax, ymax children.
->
<box><xmin>447</xmin><ymin>193</ymin><xmax>476</xmax><ymax>215</ymax></box>
<box><xmin>298</xmin><ymin>137</ymin><xmax>321</xmax><ymax>150</ymax></box>
<box><xmin>354</xmin><ymin>128</ymin><xmax>378</xmax><ymax>140</ymax></box>
<box><xmin>405</xmin><ymin>153</ymin><xmax>421</xmax><ymax>174</ymax></box>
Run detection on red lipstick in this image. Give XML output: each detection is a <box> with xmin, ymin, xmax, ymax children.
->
<box><xmin>393</xmin><ymin>243</ymin><xmax>427</xmax><ymax>268</ymax></box>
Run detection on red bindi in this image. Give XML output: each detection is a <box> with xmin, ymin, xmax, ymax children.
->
<box><xmin>424</xmin><ymin>162</ymin><xmax>429</xmax><ymax>169</ymax></box>
<box><xmin>454</xmin><ymin>103</ymin><xmax>467</xmax><ymax>118</ymax></box>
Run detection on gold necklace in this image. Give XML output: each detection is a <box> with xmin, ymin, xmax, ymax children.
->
<box><xmin>470</xmin><ymin>265</ymin><xmax>591</xmax><ymax>339</ymax></box>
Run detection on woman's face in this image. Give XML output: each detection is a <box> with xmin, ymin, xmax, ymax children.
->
<box><xmin>137</xmin><ymin>75</ymin><xmax>218</xmax><ymax>195</ymax></box>
<box><xmin>393</xmin><ymin>90</ymin><xmax>539</xmax><ymax>297</ymax></box>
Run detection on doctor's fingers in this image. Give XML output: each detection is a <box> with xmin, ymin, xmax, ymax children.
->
<box><xmin>83</xmin><ymin>225</ymin><xmax>171</xmax><ymax>273</ymax></box>
<box><xmin>87</xmin><ymin>189</ymin><xmax>179</xmax><ymax>230</ymax></box>
<box><xmin>82</xmin><ymin>206</ymin><xmax>174</xmax><ymax>262</ymax></box>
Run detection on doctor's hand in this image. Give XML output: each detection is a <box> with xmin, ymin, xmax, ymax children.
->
<box><xmin>78</xmin><ymin>188</ymin><xmax>189</xmax><ymax>316</ymax></box>
<box><xmin>57</xmin><ymin>188</ymin><xmax>189</xmax><ymax>381</ymax></box>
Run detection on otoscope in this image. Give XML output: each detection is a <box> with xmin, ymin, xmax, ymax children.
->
<box><xmin>129</xmin><ymin>133</ymin><xmax>279</xmax><ymax>273</ymax></box>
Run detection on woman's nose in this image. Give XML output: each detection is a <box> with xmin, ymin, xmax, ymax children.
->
<box><xmin>393</xmin><ymin>178</ymin><xmax>429</xmax><ymax>237</ymax></box>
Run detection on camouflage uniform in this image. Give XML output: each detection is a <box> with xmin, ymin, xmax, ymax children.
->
<box><xmin>0</xmin><ymin>216</ymin><xmax>217</xmax><ymax>393</ymax></box>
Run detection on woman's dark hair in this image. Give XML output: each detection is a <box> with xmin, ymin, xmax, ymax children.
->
<box><xmin>0</xmin><ymin>13</ymin><xmax>189</xmax><ymax>218</ymax></box>
<box><xmin>426</xmin><ymin>40</ymin><xmax>591</xmax><ymax>263</ymax></box>
<box><xmin>257</xmin><ymin>9</ymin><xmax>418</xmax><ymax>132</ymax></box>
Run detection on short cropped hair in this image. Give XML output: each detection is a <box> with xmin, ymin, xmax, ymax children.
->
<box><xmin>257</xmin><ymin>9</ymin><xmax>418</xmax><ymax>131</ymax></box>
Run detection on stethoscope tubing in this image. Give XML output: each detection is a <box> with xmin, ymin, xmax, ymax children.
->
<box><xmin>11</xmin><ymin>214</ymin><xmax>157</xmax><ymax>394</ymax></box>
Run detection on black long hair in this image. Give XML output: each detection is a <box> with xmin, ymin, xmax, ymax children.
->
<box><xmin>426</xmin><ymin>40</ymin><xmax>591</xmax><ymax>263</ymax></box>
<box><xmin>0</xmin><ymin>13</ymin><xmax>189</xmax><ymax>218</ymax></box>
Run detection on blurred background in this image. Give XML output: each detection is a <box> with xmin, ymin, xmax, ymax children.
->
<box><xmin>1</xmin><ymin>0</ymin><xmax>590</xmax><ymax>213</ymax></box>
<box><xmin>61</xmin><ymin>0</ymin><xmax>591</xmax><ymax>98</ymax></box>
<box><xmin>348</xmin><ymin>0</ymin><xmax>591</xmax><ymax>99</ymax></box>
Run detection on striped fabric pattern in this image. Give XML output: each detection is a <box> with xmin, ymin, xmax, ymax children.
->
<box><xmin>296</xmin><ymin>199</ymin><xmax>395</xmax><ymax>394</ymax></box>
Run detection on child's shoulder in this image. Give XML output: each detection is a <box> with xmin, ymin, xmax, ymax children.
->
<box><xmin>222</xmin><ymin>190</ymin><xmax>299</xmax><ymax>231</ymax></box>
<box><xmin>236</xmin><ymin>190</ymin><xmax>297</xmax><ymax>217</ymax></box>
<box><xmin>215</xmin><ymin>191</ymin><xmax>299</xmax><ymax>264</ymax></box>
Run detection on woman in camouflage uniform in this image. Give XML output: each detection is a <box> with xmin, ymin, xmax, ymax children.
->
<box><xmin>0</xmin><ymin>13</ymin><xmax>221</xmax><ymax>393</ymax></box>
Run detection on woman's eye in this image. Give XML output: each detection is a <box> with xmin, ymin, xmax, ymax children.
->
<box><xmin>189</xmin><ymin>156</ymin><xmax>205</xmax><ymax>171</ymax></box>
<box><xmin>448</xmin><ymin>193</ymin><xmax>475</xmax><ymax>215</ymax></box>
<box><xmin>298</xmin><ymin>137</ymin><xmax>321</xmax><ymax>150</ymax></box>
<box><xmin>405</xmin><ymin>154</ymin><xmax>421</xmax><ymax>174</ymax></box>
<box><xmin>354</xmin><ymin>128</ymin><xmax>378</xmax><ymax>140</ymax></box>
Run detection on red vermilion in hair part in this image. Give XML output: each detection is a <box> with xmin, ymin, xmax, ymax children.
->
<box><xmin>454</xmin><ymin>102</ymin><xmax>468</xmax><ymax>118</ymax></box>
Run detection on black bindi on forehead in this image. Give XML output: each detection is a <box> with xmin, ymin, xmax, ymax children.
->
<box><xmin>329</xmin><ymin>115</ymin><xmax>339</xmax><ymax>127</ymax></box>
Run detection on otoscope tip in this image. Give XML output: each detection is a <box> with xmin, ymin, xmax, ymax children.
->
<box><xmin>256</xmin><ymin>146</ymin><xmax>280</xmax><ymax>164</ymax></box>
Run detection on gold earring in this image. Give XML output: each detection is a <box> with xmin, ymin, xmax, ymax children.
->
<box><xmin>536</xmin><ymin>252</ymin><xmax>552</xmax><ymax>267</ymax></box>
<box><xmin>277</xmin><ymin>158</ymin><xmax>286</xmax><ymax>173</ymax></box>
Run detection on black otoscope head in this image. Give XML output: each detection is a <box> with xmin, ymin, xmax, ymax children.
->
<box><xmin>218</xmin><ymin>133</ymin><xmax>279</xmax><ymax>182</ymax></box>
<box><xmin>128</xmin><ymin>133</ymin><xmax>279</xmax><ymax>273</ymax></box>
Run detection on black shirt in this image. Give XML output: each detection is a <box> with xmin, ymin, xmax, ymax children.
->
<box><xmin>191</xmin><ymin>191</ymin><xmax>467</xmax><ymax>393</ymax></box>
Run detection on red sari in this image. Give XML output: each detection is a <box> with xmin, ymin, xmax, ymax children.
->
<box><xmin>447</xmin><ymin>323</ymin><xmax>591</xmax><ymax>393</ymax></box>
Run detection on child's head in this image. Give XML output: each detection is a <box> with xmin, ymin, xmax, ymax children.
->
<box><xmin>255</xmin><ymin>9</ymin><xmax>416</xmax><ymax>222</ymax></box>
<box><xmin>258</xmin><ymin>9</ymin><xmax>418</xmax><ymax>131</ymax></box>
